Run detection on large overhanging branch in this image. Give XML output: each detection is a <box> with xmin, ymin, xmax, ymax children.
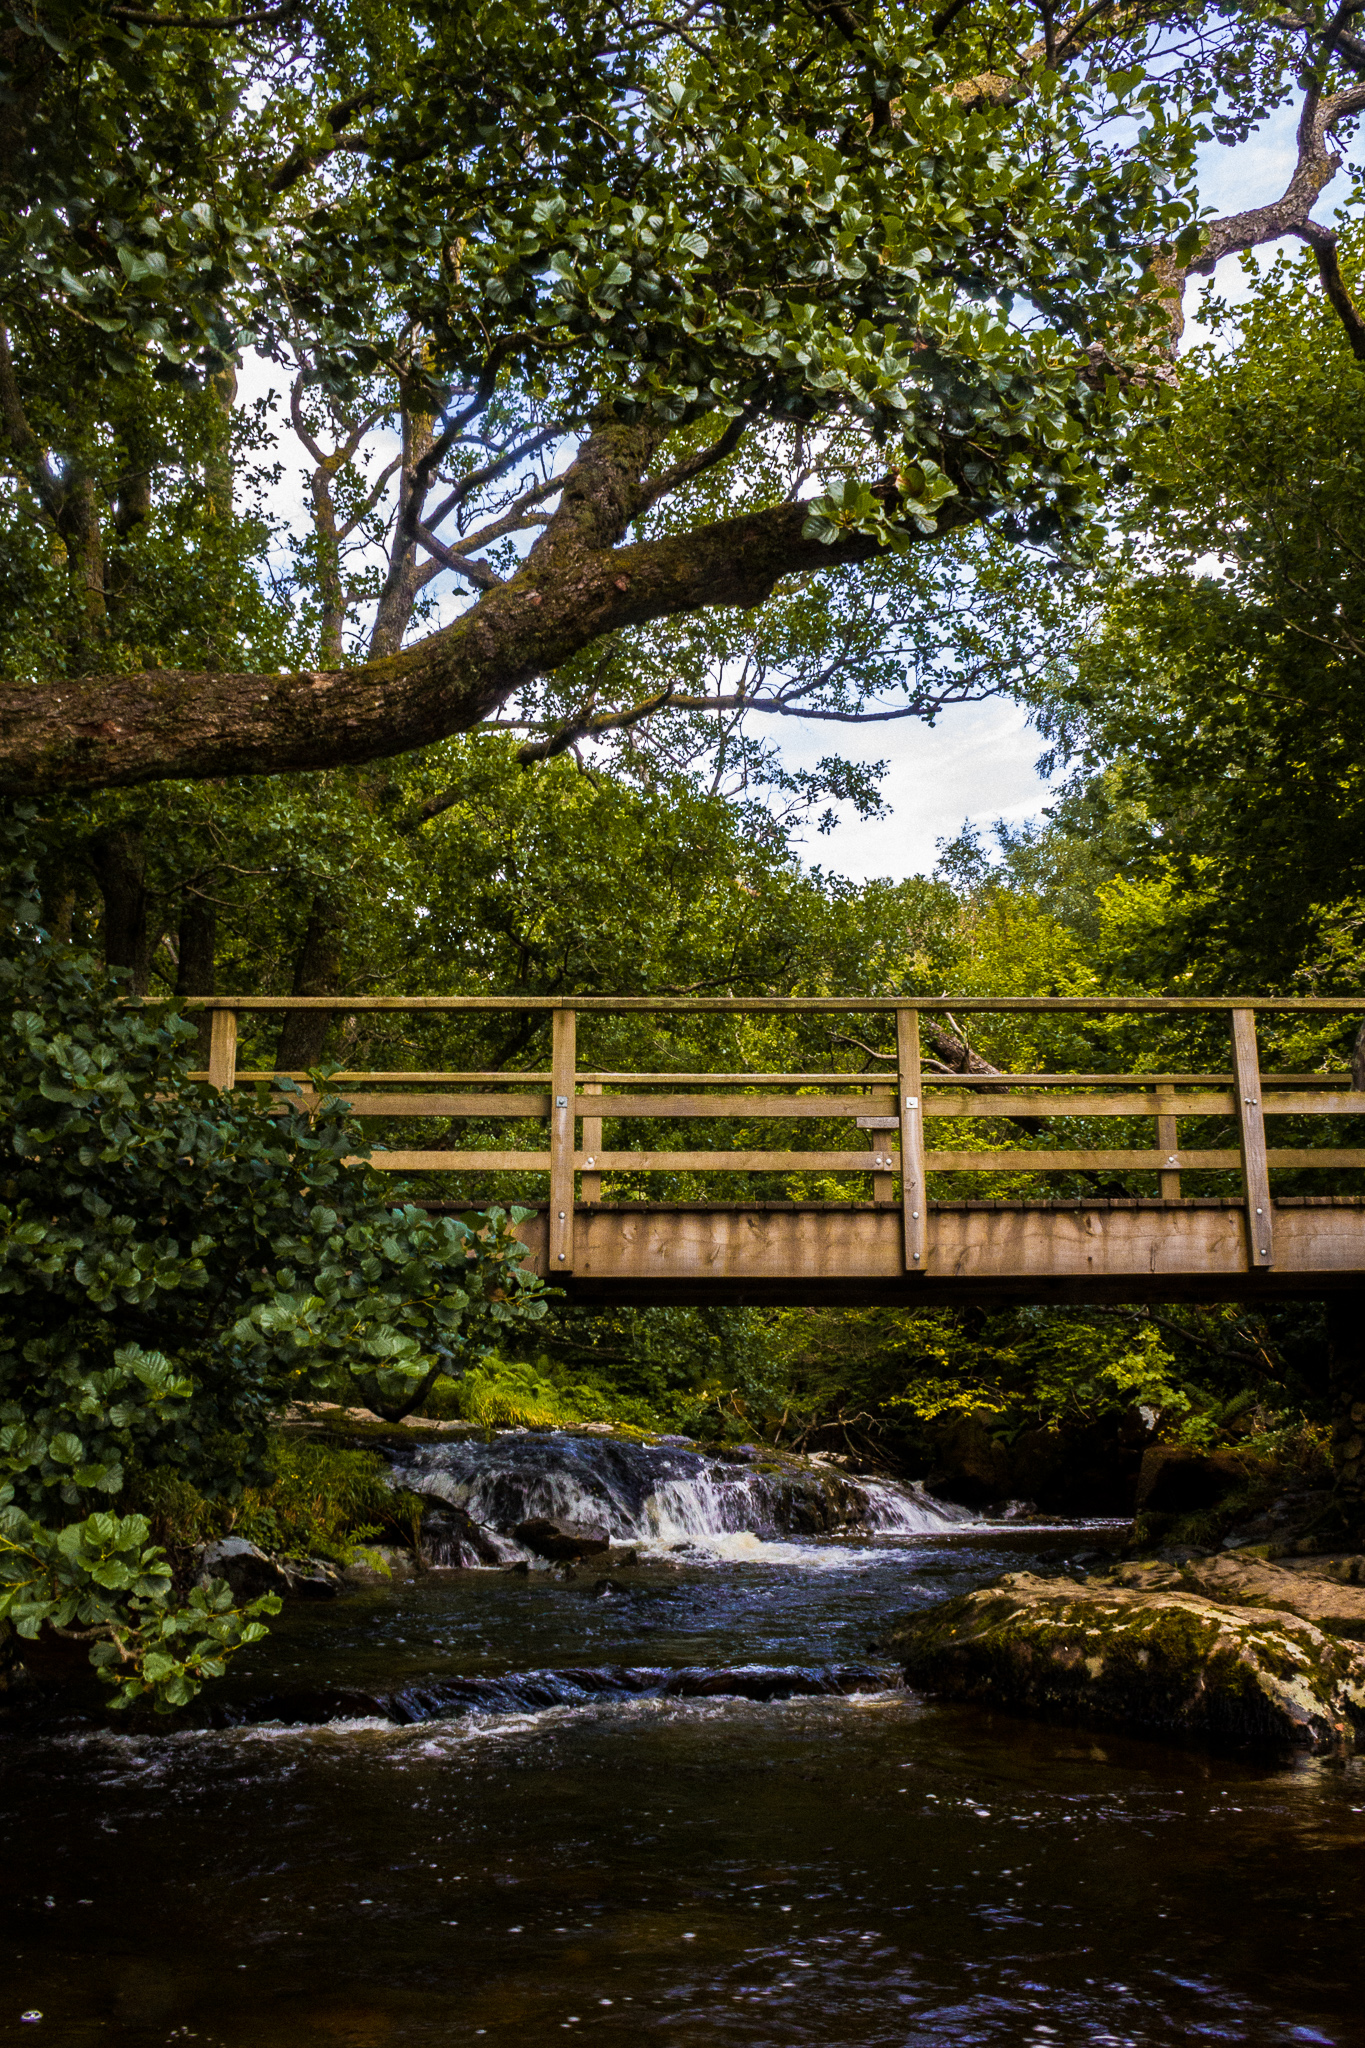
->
<box><xmin>0</xmin><ymin>487</ymin><xmax>981</xmax><ymax>794</ymax></box>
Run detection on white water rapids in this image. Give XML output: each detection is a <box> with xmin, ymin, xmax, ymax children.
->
<box><xmin>387</xmin><ymin>1432</ymin><xmax>973</xmax><ymax>1569</ymax></box>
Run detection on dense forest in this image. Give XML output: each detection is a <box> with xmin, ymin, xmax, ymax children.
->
<box><xmin>4</xmin><ymin>0</ymin><xmax>1365</xmax><ymax>1707</ymax></box>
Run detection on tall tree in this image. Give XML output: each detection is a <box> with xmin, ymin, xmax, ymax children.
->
<box><xmin>6</xmin><ymin>0</ymin><xmax>1346</xmax><ymax>796</ymax></box>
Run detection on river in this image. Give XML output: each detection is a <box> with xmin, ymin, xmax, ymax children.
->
<box><xmin>3</xmin><ymin>1438</ymin><xmax>1363</xmax><ymax>2047</ymax></box>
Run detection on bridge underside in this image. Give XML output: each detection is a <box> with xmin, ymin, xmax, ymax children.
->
<box><xmin>513</xmin><ymin>1198</ymin><xmax>1365</xmax><ymax>1306</ymax></box>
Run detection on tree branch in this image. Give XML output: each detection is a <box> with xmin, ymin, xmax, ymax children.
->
<box><xmin>0</xmin><ymin>475</ymin><xmax>981</xmax><ymax>792</ymax></box>
<box><xmin>1291</xmin><ymin>220</ymin><xmax>1365</xmax><ymax>359</ymax></box>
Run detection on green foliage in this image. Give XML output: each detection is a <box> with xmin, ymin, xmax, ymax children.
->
<box><xmin>0</xmin><ymin>808</ymin><xmax>547</xmax><ymax>1707</ymax></box>
<box><xmin>0</xmin><ymin>1505</ymin><xmax>278</xmax><ymax>1712</ymax></box>
<box><xmin>1025</xmin><ymin>233</ymin><xmax>1365</xmax><ymax>993</ymax></box>
<box><xmin>136</xmin><ymin>1433</ymin><xmax>419</xmax><ymax>1564</ymax></box>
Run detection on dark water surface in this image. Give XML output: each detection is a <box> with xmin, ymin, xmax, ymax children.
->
<box><xmin>4</xmin><ymin>1528</ymin><xmax>1364</xmax><ymax>2048</ymax></box>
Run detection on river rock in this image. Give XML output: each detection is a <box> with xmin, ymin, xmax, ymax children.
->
<box><xmin>513</xmin><ymin>1516</ymin><xmax>611</xmax><ymax>1561</ymax></box>
<box><xmin>420</xmin><ymin>1499</ymin><xmax>509</xmax><ymax>1567</ymax></box>
<box><xmin>198</xmin><ymin>1537</ymin><xmax>293</xmax><ymax>1601</ymax></box>
<box><xmin>886</xmin><ymin>1570</ymin><xmax>1365</xmax><ymax>1753</ymax></box>
<box><xmin>341</xmin><ymin>1544</ymin><xmax>420</xmax><ymax>1585</ymax></box>
<box><xmin>1106</xmin><ymin>1555</ymin><xmax>1365</xmax><ymax>1641</ymax></box>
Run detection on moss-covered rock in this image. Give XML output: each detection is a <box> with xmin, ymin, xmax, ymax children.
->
<box><xmin>886</xmin><ymin>1571</ymin><xmax>1365</xmax><ymax>1753</ymax></box>
<box><xmin>1106</xmin><ymin>1554</ymin><xmax>1365</xmax><ymax>1641</ymax></box>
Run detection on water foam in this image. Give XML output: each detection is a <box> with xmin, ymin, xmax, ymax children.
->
<box><xmin>390</xmin><ymin>1431</ymin><xmax>971</xmax><ymax>1569</ymax></box>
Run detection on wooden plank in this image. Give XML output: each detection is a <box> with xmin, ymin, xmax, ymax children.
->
<box><xmin>180</xmin><ymin>995</ymin><xmax>1365</xmax><ymax>1013</ymax></box>
<box><xmin>207</xmin><ymin>1009</ymin><xmax>237</xmax><ymax>1091</ymax></box>
<box><xmin>581</xmin><ymin>1082</ymin><xmax>602</xmax><ymax>1204</ymax></box>
<box><xmin>1157</xmin><ymin>1088</ymin><xmax>1181</xmax><ymax>1202</ymax></box>
<box><xmin>312</xmin><ymin>1093</ymin><xmax>551</xmax><ymax>1117</ymax></box>
<box><xmin>1232</xmin><ymin>1009</ymin><xmax>1274</xmax><ymax>1268</ymax></box>
<box><xmin>924</xmin><ymin>1149</ymin><xmax>1365</xmax><ymax>1171</ymax></box>
<box><xmin>575</xmin><ymin>1070</ymin><xmax>1260</xmax><ymax>1086</ymax></box>
<box><xmin>285</xmin><ymin>1086</ymin><xmax>1365</xmax><ymax>1122</ymax></box>
<box><xmin>364</xmin><ymin>1145</ymin><xmax>1365</xmax><ymax>1175</ymax></box>
<box><xmin>1263</xmin><ymin>1092</ymin><xmax>1365</xmax><ymax>1114</ymax></box>
<box><xmin>565</xmin><ymin>1151</ymin><xmax>908</xmax><ymax>1172</ymax></box>
<box><xmin>369</xmin><ymin>1151</ymin><xmax>552</xmax><ymax>1170</ymax></box>
<box><xmin>535</xmin><ymin>1202</ymin><xmax>1365</xmax><ymax>1301</ymax></box>
<box><xmin>922</xmin><ymin>1090</ymin><xmax>1235</xmax><ymax>1118</ymax></box>
<box><xmin>189</xmin><ymin>1070</ymin><xmax>1360</xmax><ymax>1094</ymax></box>
<box><xmin>549</xmin><ymin>1009</ymin><xmax>576</xmax><ymax>1272</ymax></box>
<box><xmin>565</xmin><ymin>1092</ymin><xmax>898</xmax><ymax>1119</ymax></box>
<box><xmin>578</xmin><ymin>1073</ymin><xmax>897</xmax><ymax>1086</ymax></box>
<box><xmin>898</xmin><ymin>1008</ymin><xmax>927</xmax><ymax>1271</ymax></box>
<box><xmin>225</xmin><ymin>1072</ymin><xmax>553</xmax><ymax>1086</ymax></box>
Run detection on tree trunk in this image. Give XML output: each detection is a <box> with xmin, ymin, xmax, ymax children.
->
<box><xmin>89</xmin><ymin>827</ymin><xmax>151</xmax><ymax>992</ymax></box>
<box><xmin>176</xmin><ymin>887</ymin><xmax>218</xmax><ymax>1063</ymax></box>
<box><xmin>275</xmin><ymin>889</ymin><xmax>346</xmax><ymax>1071</ymax></box>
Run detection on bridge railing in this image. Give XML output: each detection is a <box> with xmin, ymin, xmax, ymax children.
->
<box><xmin>183</xmin><ymin>995</ymin><xmax>1365</xmax><ymax>1275</ymax></box>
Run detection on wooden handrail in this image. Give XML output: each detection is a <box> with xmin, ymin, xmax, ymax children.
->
<box><xmin>177</xmin><ymin>994</ymin><xmax>1365</xmax><ymax>1012</ymax></box>
<box><xmin>184</xmin><ymin>997</ymin><xmax>1365</xmax><ymax>1277</ymax></box>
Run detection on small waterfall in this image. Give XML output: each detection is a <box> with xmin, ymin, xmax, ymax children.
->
<box><xmin>385</xmin><ymin>1431</ymin><xmax>972</xmax><ymax>1567</ymax></box>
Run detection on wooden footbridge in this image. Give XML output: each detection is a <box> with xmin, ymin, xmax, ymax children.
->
<box><xmin>185</xmin><ymin>995</ymin><xmax>1365</xmax><ymax>1306</ymax></box>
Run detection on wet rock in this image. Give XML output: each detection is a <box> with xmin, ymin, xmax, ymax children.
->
<box><xmin>887</xmin><ymin>1570</ymin><xmax>1365</xmax><ymax>1754</ymax></box>
<box><xmin>419</xmin><ymin>1499</ymin><xmax>508</xmax><ymax>1568</ymax></box>
<box><xmin>513</xmin><ymin>1516</ymin><xmax>611</xmax><ymax>1561</ymax></box>
<box><xmin>198</xmin><ymin>1537</ymin><xmax>292</xmax><ymax>1602</ymax></box>
<box><xmin>281</xmin><ymin>1560</ymin><xmax>342</xmax><ymax>1600</ymax></box>
<box><xmin>340</xmin><ymin>1544</ymin><xmax>420</xmax><ymax>1586</ymax></box>
<box><xmin>1107</xmin><ymin>1555</ymin><xmax>1365</xmax><ymax>1642</ymax></box>
<box><xmin>1134</xmin><ymin>1446</ymin><xmax>1248</xmax><ymax>1515</ymax></box>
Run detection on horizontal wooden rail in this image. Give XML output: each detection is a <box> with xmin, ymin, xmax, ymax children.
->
<box><xmin>280</xmin><ymin>1087</ymin><xmax>1365</xmax><ymax>1121</ymax></box>
<box><xmin>189</xmin><ymin>1068</ymin><xmax>1355</xmax><ymax>1091</ymax></box>
<box><xmin>178</xmin><ymin>995</ymin><xmax>1365</xmax><ymax>1012</ymax></box>
<box><xmin>364</xmin><ymin>1148</ymin><xmax>1365</xmax><ymax>1175</ymax></box>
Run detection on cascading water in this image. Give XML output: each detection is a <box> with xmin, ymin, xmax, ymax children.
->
<box><xmin>384</xmin><ymin>1430</ymin><xmax>972</xmax><ymax>1567</ymax></box>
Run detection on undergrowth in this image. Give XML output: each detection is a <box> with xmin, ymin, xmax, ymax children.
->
<box><xmin>133</xmin><ymin>1437</ymin><xmax>422</xmax><ymax>1563</ymax></box>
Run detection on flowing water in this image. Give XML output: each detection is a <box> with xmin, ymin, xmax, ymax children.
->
<box><xmin>3</xmin><ymin>1434</ymin><xmax>1364</xmax><ymax>2048</ymax></box>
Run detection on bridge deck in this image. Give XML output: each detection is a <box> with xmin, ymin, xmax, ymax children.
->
<box><xmin>514</xmin><ymin>1199</ymin><xmax>1365</xmax><ymax>1305</ymax></box>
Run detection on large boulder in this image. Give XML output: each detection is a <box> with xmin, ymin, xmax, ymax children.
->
<box><xmin>1109</xmin><ymin>1554</ymin><xmax>1365</xmax><ymax>1642</ymax></box>
<box><xmin>1134</xmin><ymin>1445</ymin><xmax>1248</xmax><ymax>1515</ymax></box>
<box><xmin>886</xmin><ymin>1570</ymin><xmax>1365</xmax><ymax>1753</ymax></box>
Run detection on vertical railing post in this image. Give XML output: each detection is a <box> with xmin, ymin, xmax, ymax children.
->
<box><xmin>549</xmin><ymin>1007</ymin><xmax>576</xmax><ymax>1273</ymax></box>
<box><xmin>1156</xmin><ymin>1086</ymin><xmax>1181</xmax><ymax>1201</ymax></box>
<box><xmin>1231</xmin><ymin>1008</ymin><xmax>1273</xmax><ymax>1268</ymax></box>
<box><xmin>581</xmin><ymin>1081</ymin><xmax>602</xmax><ymax>1204</ymax></box>
<box><xmin>207</xmin><ymin>1008</ymin><xmax>238</xmax><ymax>1091</ymax></box>
<box><xmin>897</xmin><ymin>1008</ymin><xmax>927</xmax><ymax>1271</ymax></box>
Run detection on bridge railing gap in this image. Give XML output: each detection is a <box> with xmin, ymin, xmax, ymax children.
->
<box><xmin>176</xmin><ymin>994</ymin><xmax>1365</xmax><ymax>1289</ymax></box>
